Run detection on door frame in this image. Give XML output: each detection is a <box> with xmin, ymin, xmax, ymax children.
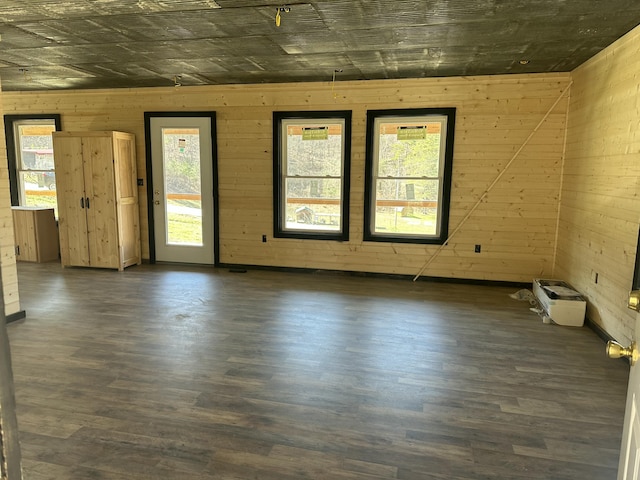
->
<box><xmin>143</xmin><ymin>111</ymin><xmax>219</xmax><ymax>265</ymax></box>
<box><xmin>633</xmin><ymin>226</ymin><xmax>640</xmax><ymax>290</ymax></box>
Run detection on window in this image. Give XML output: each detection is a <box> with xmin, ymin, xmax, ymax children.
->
<box><xmin>364</xmin><ymin>108</ymin><xmax>456</xmax><ymax>244</ymax></box>
<box><xmin>273</xmin><ymin>111</ymin><xmax>352</xmax><ymax>241</ymax></box>
<box><xmin>4</xmin><ymin>115</ymin><xmax>62</xmax><ymax>216</ymax></box>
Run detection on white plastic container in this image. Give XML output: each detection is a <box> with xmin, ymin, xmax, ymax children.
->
<box><xmin>532</xmin><ymin>279</ymin><xmax>586</xmax><ymax>327</ymax></box>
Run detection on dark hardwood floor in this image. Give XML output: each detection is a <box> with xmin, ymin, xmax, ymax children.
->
<box><xmin>8</xmin><ymin>262</ymin><xmax>629</xmax><ymax>479</ymax></box>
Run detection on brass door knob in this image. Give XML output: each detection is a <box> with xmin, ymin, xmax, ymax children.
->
<box><xmin>606</xmin><ymin>340</ymin><xmax>638</xmax><ymax>365</ymax></box>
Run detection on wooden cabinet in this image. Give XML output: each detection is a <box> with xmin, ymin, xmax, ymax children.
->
<box><xmin>12</xmin><ymin>207</ymin><xmax>60</xmax><ymax>263</ymax></box>
<box><xmin>52</xmin><ymin>131</ymin><xmax>141</xmax><ymax>271</ymax></box>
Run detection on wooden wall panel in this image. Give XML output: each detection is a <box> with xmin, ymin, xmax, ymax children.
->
<box><xmin>0</xmin><ymin>88</ymin><xmax>21</xmax><ymax>316</ymax></box>
<box><xmin>1</xmin><ymin>73</ymin><xmax>570</xmax><ymax>282</ymax></box>
<box><xmin>557</xmin><ymin>26</ymin><xmax>640</xmax><ymax>342</ymax></box>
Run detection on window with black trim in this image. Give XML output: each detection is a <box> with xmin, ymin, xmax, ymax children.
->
<box><xmin>364</xmin><ymin>108</ymin><xmax>456</xmax><ymax>244</ymax></box>
<box><xmin>4</xmin><ymin>114</ymin><xmax>62</xmax><ymax>216</ymax></box>
<box><xmin>273</xmin><ymin>111</ymin><xmax>351</xmax><ymax>241</ymax></box>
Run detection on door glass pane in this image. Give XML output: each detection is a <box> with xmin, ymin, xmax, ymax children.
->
<box><xmin>161</xmin><ymin>128</ymin><xmax>203</xmax><ymax>246</ymax></box>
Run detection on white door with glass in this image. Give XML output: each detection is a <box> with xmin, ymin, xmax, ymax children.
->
<box><xmin>612</xmin><ymin>301</ymin><xmax>640</xmax><ymax>479</ymax></box>
<box><xmin>149</xmin><ymin>116</ymin><xmax>215</xmax><ymax>264</ymax></box>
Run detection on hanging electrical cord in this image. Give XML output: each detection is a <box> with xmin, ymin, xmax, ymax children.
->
<box><xmin>331</xmin><ymin>69</ymin><xmax>343</xmax><ymax>99</ymax></box>
<box><xmin>412</xmin><ymin>81</ymin><xmax>573</xmax><ymax>282</ymax></box>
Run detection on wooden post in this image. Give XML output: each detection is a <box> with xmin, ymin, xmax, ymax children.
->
<box><xmin>0</xmin><ymin>269</ymin><xmax>22</xmax><ymax>479</ymax></box>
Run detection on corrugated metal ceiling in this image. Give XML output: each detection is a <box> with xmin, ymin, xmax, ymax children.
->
<box><xmin>0</xmin><ymin>0</ymin><xmax>638</xmax><ymax>91</ymax></box>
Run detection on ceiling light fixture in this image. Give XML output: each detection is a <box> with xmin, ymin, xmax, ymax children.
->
<box><xmin>275</xmin><ymin>6</ymin><xmax>291</xmax><ymax>27</ymax></box>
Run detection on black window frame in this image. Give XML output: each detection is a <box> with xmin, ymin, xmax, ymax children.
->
<box><xmin>273</xmin><ymin>110</ymin><xmax>352</xmax><ymax>241</ymax></box>
<box><xmin>4</xmin><ymin>114</ymin><xmax>62</xmax><ymax>207</ymax></box>
<box><xmin>363</xmin><ymin>107</ymin><xmax>456</xmax><ymax>244</ymax></box>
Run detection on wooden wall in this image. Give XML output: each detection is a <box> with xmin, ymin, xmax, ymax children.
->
<box><xmin>1</xmin><ymin>73</ymin><xmax>571</xmax><ymax>283</ymax></box>
<box><xmin>0</xmin><ymin>86</ymin><xmax>21</xmax><ymax>316</ymax></box>
<box><xmin>556</xmin><ymin>26</ymin><xmax>640</xmax><ymax>343</ymax></box>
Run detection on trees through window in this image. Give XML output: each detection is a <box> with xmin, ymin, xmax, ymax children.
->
<box><xmin>364</xmin><ymin>108</ymin><xmax>456</xmax><ymax>244</ymax></box>
<box><xmin>4</xmin><ymin>115</ymin><xmax>62</xmax><ymax>217</ymax></box>
<box><xmin>273</xmin><ymin>111</ymin><xmax>351</xmax><ymax>241</ymax></box>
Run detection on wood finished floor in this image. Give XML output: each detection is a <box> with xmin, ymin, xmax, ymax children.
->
<box><xmin>8</xmin><ymin>262</ymin><xmax>629</xmax><ymax>480</ymax></box>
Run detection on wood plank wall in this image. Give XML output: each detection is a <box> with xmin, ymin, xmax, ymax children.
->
<box><xmin>557</xmin><ymin>26</ymin><xmax>640</xmax><ymax>343</ymax></box>
<box><xmin>0</xmin><ymin>86</ymin><xmax>21</xmax><ymax>316</ymax></box>
<box><xmin>1</xmin><ymin>73</ymin><xmax>570</xmax><ymax>283</ymax></box>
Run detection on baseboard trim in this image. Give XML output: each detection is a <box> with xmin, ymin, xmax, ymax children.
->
<box><xmin>584</xmin><ymin>316</ymin><xmax>615</xmax><ymax>343</ymax></box>
<box><xmin>585</xmin><ymin>317</ymin><xmax>630</xmax><ymax>365</ymax></box>
<box><xmin>6</xmin><ymin>310</ymin><xmax>26</xmax><ymax>324</ymax></box>
<box><xmin>217</xmin><ymin>263</ymin><xmax>530</xmax><ymax>289</ymax></box>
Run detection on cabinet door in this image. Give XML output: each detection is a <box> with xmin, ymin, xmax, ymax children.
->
<box><xmin>53</xmin><ymin>135</ymin><xmax>90</xmax><ymax>267</ymax></box>
<box><xmin>112</xmin><ymin>133</ymin><xmax>140</xmax><ymax>268</ymax></box>
<box><xmin>83</xmin><ymin>135</ymin><xmax>119</xmax><ymax>268</ymax></box>
<box><xmin>12</xmin><ymin>209</ymin><xmax>37</xmax><ymax>262</ymax></box>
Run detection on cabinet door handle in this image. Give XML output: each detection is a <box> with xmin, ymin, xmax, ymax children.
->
<box><xmin>81</xmin><ymin>197</ymin><xmax>85</xmax><ymax>209</ymax></box>
<box><xmin>86</xmin><ymin>197</ymin><xmax>90</xmax><ymax>209</ymax></box>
